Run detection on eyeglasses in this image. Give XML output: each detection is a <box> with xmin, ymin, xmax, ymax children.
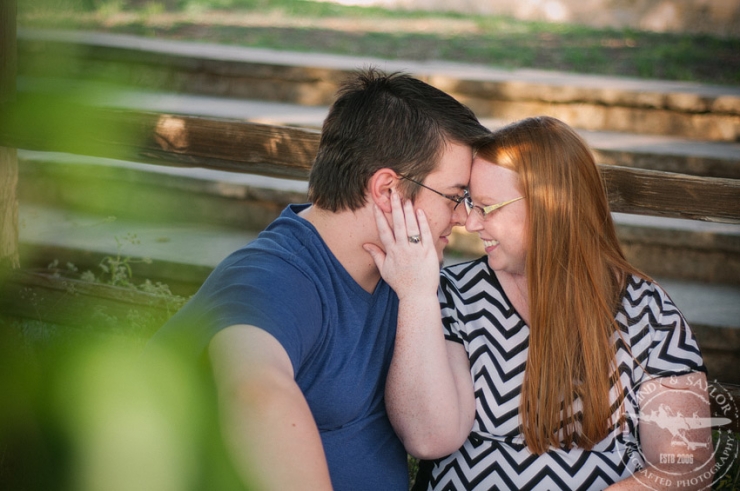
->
<box><xmin>464</xmin><ymin>195</ymin><xmax>524</xmax><ymax>219</ymax></box>
<box><xmin>399</xmin><ymin>175</ymin><xmax>468</xmax><ymax>210</ymax></box>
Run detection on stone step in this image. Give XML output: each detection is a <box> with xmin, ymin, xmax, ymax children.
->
<box><xmin>17</xmin><ymin>201</ymin><xmax>740</xmax><ymax>383</ymax></box>
<box><xmin>612</xmin><ymin>213</ymin><xmax>740</xmax><ymax>286</ymax></box>
<box><xmin>17</xmin><ymin>28</ymin><xmax>740</xmax><ymax>142</ymax></box>
<box><xmin>18</xmin><ymin>200</ymin><xmax>740</xmax><ymax>330</ymax></box>
<box><xmin>18</xmin><ymin>201</ymin><xmax>259</xmax><ymax>296</ymax></box>
<box><xmin>17</xmin><ymin>150</ymin><xmax>740</xmax><ymax>285</ymax></box>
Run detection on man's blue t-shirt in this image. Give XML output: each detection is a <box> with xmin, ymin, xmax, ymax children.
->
<box><xmin>149</xmin><ymin>204</ymin><xmax>408</xmax><ymax>490</ymax></box>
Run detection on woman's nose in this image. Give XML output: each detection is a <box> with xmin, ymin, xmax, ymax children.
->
<box><xmin>465</xmin><ymin>212</ymin><xmax>481</xmax><ymax>233</ymax></box>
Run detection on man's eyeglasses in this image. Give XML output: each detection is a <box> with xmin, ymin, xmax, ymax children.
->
<box><xmin>464</xmin><ymin>195</ymin><xmax>524</xmax><ymax>219</ymax></box>
<box><xmin>398</xmin><ymin>175</ymin><xmax>467</xmax><ymax>210</ymax></box>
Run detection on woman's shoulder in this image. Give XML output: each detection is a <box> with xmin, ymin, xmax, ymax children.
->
<box><xmin>617</xmin><ymin>273</ymin><xmax>692</xmax><ymax>338</ymax></box>
<box><xmin>620</xmin><ymin>274</ymin><xmax>675</xmax><ymax>309</ymax></box>
<box><xmin>617</xmin><ymin>275</ymin><xmax>706</xmax><ymax>378</ymax></box>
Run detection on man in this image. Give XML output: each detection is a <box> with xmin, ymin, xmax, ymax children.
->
<box><xmin>147</xmin><ymin>68</ymin><xmax>489</xmax><ymax>490</ymax></box>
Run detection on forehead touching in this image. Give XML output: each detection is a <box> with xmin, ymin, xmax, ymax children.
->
<box><xmin>470</xmin><ymin>157</ymin><xmax>521</xmax><ymax>198</ymax></box>
<box><xmin>426</xmin><ymin>141</ymin><xmax>474</xmax><ymax>190</ymax></box>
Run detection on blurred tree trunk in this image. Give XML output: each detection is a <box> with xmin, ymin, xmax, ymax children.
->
<box><xmin>0</xmin><ymin>0</ymin><xmax>19</xmax><ymax>270</ymax></box>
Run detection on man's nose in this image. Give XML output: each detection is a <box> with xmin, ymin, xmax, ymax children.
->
<box><xmin>451</xmin><ymin>206</ymin><xmax>467</xmax><ymax>226</ymax></box>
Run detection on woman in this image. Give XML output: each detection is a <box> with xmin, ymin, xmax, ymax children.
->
<box><xmin>365</xmin><ymin>116</ymin><xmax>713</xmax><ymax>490</ymax></box>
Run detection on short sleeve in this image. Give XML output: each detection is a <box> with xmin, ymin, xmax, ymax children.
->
<box><xmin>631</xmin><ymin>280</ymin><xmax>706</xmax><ymax>380</ymax></box>
<box><xmin>150</xmin><ymin>251</ymin><xmax>323</xmax><ymax>373</ymax></box>
<box><xmin>206</xmin><ymin>255</ymin><xmax>324</xmax><ymax>371</ymax></box>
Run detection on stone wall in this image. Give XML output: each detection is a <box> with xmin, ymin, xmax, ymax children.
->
<box><xmin>318</xmin><ymin>0</ymin><xmax>740</xmax><ymax>37</ymax></box>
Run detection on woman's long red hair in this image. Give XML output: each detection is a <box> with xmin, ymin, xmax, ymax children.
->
<box><xmin>477</xmin><ymin>116</ymin><xmax>647</xmax><ymax>453</ymax></box>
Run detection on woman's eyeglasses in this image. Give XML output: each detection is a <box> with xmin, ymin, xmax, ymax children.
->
<box><xmin>398</xmin><ymin>174</ymin><xmax>523</xmax><ymax>218</ymax></box>
<box><xmin>464</xmin><ymin>196</ymin><xmax>524</xmax><ymax>219</ymax></box>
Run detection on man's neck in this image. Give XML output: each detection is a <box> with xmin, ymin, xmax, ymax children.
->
<box><xmin>299</xmin><ymin>204</ymin><xmax>381</xmax><ymax>293</ymax></box>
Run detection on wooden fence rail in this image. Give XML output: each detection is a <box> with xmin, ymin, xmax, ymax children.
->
<box><xmin>2</xmin><ymin>102</ymin><xmax>739</xmax><ymax>223</ymax></box>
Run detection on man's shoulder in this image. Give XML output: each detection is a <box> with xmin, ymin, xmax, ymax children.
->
<box><xmin>217</xmin><ymin>207</ymin><xmax>319</xmax><ymax>270</ymax></box>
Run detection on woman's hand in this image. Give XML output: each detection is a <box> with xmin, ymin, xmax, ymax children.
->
<box><xmin>364</xmin><ymin>190</ymin><xmax>440</xmax><ymax>300</ymax></box>
<box><xmin>369</xmin><ymin>190</ymin><xmax>477</xmax><ymax>458</ymax></box>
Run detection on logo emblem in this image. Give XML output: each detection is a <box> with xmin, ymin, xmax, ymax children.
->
<box><xmin>620</xmin><ymin>373</ymin><xmax>738</xmax><ymax>490</ymax></box>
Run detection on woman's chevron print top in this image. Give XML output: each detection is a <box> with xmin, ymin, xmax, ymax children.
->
<box><xmin>426</xmin><ymin>256</ymin><xmax>706</xmax><ymax>491</ymax></box>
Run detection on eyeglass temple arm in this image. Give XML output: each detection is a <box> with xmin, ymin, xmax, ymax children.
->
<box><xmin>483</xmin><ymin>196</ymin><xmax>524</xmax><ymax>213</ymax></box>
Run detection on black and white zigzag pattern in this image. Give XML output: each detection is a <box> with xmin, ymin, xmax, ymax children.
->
<box><xmin>425</xmin><ymin>257</ymin><xmax>705</xmax><ymax>491</ymax></box>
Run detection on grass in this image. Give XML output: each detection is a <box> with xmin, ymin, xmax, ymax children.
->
<box><xmin>18</xmin><ymin>0</ymin><xmax>740</xmax><ymax>85</ymax></box>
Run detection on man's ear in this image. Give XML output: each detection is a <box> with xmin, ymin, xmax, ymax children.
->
<box><xmin>368</xmin><ymin>168</ymin><xmax>398</xmax><ymax>213</ymax></box>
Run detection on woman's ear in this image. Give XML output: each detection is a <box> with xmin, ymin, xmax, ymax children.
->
<box><xmin>368</xmin><ymin>168</ymin><xmax>398</xmax><ymax>213</ymax></box>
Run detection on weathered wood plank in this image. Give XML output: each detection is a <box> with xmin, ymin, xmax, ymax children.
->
<box><xmin>0</xmin><ymin>147</ymin><xmax>18</xmax><ymax>269</ymax></box>
<box><xmin>0</xmin><ymin>99</ymin><xmax>320</xmax><ymax>180</ymax></box>
<box><xmin>1</xmin><ymin>103</ymin><xmax>738</xmax><ymax>222</ymax></box>
<box><xmin>142</xmin><ymin>112</ymin><xmax>319</xmax><ymax>179</ymax></box>
<box><xmin>600</xmin><ymin>165</ymin><xmax>740</xmax><ymax>223</ymax></box>
<box><xmin>0</xmin><ymin>0</ymin><xmax>19</xmax><ymax>269</ymax></box>
<box><xmin>0</xmin><ymin>270</ymin><xmax>185</xmax><ymax>336</ymax></box>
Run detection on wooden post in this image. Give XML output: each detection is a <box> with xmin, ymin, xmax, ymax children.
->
<box><xmin>0</xmin><ymin>0</ymin><xmax>18</xmax><ymax>269</ymax></box>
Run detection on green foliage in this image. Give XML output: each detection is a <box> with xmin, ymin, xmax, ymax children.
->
<box><xmin>47</xmin><ymin>233</ymin><xmax>179</xmax><ymax>298</ymax></box>
<box><xmin>713</xmin><ymin>429</ymin><xmax>740</xmax><ymax>489</ymax></box>
<box><xmin>408</xmin><ymin>454</ymin><xmax>420</xmax><ymax>489</ymax></box>
<box><xmin>95</xmin><ymin>0</ymin><xmax>126</xmax><ymax>15</ymax></box>
<box><xmin>92</xmin><ymin>233</ymin><xmax>151</xmax><ymax>288</ymax></box>
<box><xmin>0</xmin><ymin>317</ymin><xmax>247</xmax><ymax>490</ymax></box>
<box><xmin>41</xmin><ymin>232</ymin><xmax>188</xmax><ymax>337</ymax></box>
